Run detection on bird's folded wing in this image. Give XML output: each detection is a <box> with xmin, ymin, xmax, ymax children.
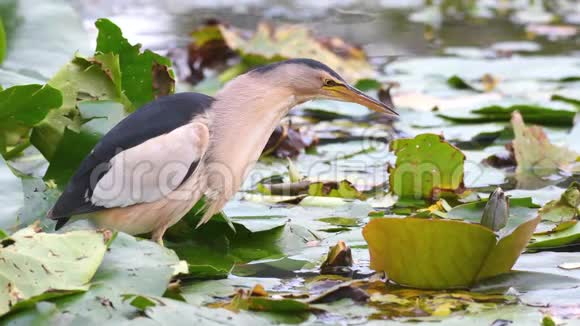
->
<box><xmin>91</xmin><ymin>122</ymin><xmax>209</xmax><ymax>208</ymax></box>
<box><xmin>48</xmin><ymin>92</ymin><xmax>214</xmax><ymax>219</ymax></box>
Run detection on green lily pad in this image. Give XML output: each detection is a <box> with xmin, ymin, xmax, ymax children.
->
<box><xmin>363</xmin><ymin>216</ymin><xmax>540</xmax><ymax>289</ymax></box>
<box><xmin>0</xmin><ymin>84</ymin><xmax>62</xmax><ymax>127</ymax></box>
<box><xmin>438</xmin><ymin>104</ymin><xmax>577</xmax><ymax>127</ymax></box>
<box><xmin>389</xmin><ymin>133</ymin><xmax>465</xmax><ymax>201</ymax></box>
<box><xmin>528</xmin><ymin>222</ymin><xmax>580</xmax><ymax>250</ymax></box>
<box><xmin>2</xmin><ymin>232</ymin><xmax>181</xmax><ymax>324</ymax></box>
<box><xmin>538</xmin><ymin>182</ymin><xmax>580</xmax><ymax>222</ymax></box>
<box><xmin>95</xmin><ymin>18</ymin><xmax>174</xmax><ymax>111</ymax></box>
<box><xmin>0</xmin><ymin>156</ymin><xmax>23</xmax><ymax>230</ymax></box>
<box><xmin>0</xmin><ymin>225</ymin><xmax>107</xmax><ymax>316</ymax></box>
<box><xmin>43</xmin><ymin>101</ymin><xmax>124</xmax><ymax>187</ymax></box>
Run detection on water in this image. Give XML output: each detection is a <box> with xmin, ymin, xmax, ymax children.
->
<box><xmin>74</xmin><ymin>0</ymin><xmax>579</xmax><ymax>62</ymax></box>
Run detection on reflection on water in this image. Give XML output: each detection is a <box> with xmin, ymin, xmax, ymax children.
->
<box><xmin>74</xmin><ymin>0</ymin><xmax>579</xmax><ymax>61</ymax></box>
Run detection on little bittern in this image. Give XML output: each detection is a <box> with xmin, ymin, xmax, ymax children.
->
<box><xmin>48</xmin><ymin>58</ymin><xmax>397</xmax><ymax>243</ymax></box>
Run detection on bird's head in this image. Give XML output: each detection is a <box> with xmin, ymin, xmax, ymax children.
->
<box><xmin>249</xmin><ymin>58</ymin><xmax>397</xmax><ymax>115</ymax></box>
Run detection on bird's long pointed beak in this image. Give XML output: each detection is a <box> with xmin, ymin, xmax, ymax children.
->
<box><xmin>338</xmin><ymin>84</ymin><xmax>398</xmax><ymax>116</ymax></box>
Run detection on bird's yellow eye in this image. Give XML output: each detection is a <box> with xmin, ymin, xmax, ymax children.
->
<box><xmin>323</xmin><ymin>79</ymin><xmax>339</xmax><ymax>87</ymax></box>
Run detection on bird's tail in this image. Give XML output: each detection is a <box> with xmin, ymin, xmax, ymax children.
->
<box><xmin>54</xmin><ymin>217</ymin><xmax>71</xmax><ymax>230</ymax></box>
<box><xmin>47</xmin><ymin>207</ymin><xmax>70</xmax><ymax>231</ymax></box>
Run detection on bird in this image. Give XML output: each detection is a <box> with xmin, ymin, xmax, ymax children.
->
<box><xmin>47</xmin><ymin>58</ymin><xmax>397</xmax><ymax>244</ymax></box>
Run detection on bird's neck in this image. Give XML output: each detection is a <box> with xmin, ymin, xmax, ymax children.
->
<box><xmin>201</xmin><ymin>76</ymin><xmax>298</xmax><ymax>209</ymax></box>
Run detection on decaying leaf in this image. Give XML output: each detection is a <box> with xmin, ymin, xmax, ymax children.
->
<box><xmin>512</xmin><ymin>111</ymin><xmax>579</xmax><ymax>180</ymax></box>
<box><xmin>262</xmin><ymin>124</ymin><xmax>318</xmax><ymax>158</ymax></box>
<box><xmin>320</xmin><ymin>240</ymin><xmax>353</xmax><ymax>275</ymax></box>
<box><xmin>538</xmin><ymin>182</ymin><xmax>580</xmax><ymax>223</ymax></box>
<box><xmin>308</xmin><ymin>180</ymin><xmax>365</xmax><ymax>200</ymax></box>
<box><xmin>187</xmin><ymin>21</ymin><xmax>373</xmax><ymax>83</ymax></box>
<box><xmin>365</xmin><ymin>281</ymin><xmax>515</xmax><ymax>319</ymax></box>
<box><xmin>389</xmin><ymin>133</ymin><xmax>466</xmax><ymax>201</ymax></box>
<box><xmin>0</xmin><ymin>225</ymin><xmax>107</xmax><ymax>316</ymax></box>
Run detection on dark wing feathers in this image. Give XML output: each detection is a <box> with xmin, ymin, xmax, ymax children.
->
<box><xmin>48</xmin><ymin>92</ymin><xmax>214</xmax><ymax>223</ymax></box>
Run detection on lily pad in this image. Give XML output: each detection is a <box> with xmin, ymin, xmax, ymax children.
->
<box><xmin>389</xmin><ymin>133</ymin><xmax>465</xmax><ymax>201</ymax></box>
<box><xmin>528</xmin><ymin>222</ymin><xmax>580</xmax><ymax>250</ymax></box>
<box><xmin>94</xmin><ymin>18</ymin><xmax>174</xmax><ymax>111</ymax></box>
<box><xmin>43</xmin><ymin>101</ymin><xmax>124</xmax><ymax>187</ymax></box>
<box><xmin>0</xmin><ymin>156</ymin><xmax>23</xmax><ymax>229</ymax></box>
<box><xmin>2</xmin><ymin>232</ymin><xmax>181</xmax><ymax>324</ymax></box>
<box><xmin>538</xmin><ymin>182</ymin><xmax>580</xmax><ymax>222</ymax></box>
<box><xmin>438</xmin><ymin>104</ymin><xmax>577</xmax><ymax>127</ymax></box>
<box><xmin>0</xmin><ymin>84</ymin><xmax>62</xmax><ymax>126</ymax></box>
<box><xmin>0</xmin><ymin>225</ymin><xmax>107</xmax><ymax>316</ymax></box>
<box><xmin>363</xmin><ymin>215</ymin><xmax>540</xmax><ymax>289</ymax></box>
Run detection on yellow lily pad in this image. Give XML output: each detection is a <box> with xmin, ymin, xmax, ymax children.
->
<box><xmin>362</xmin><ymin>216</ymin><xmax>540</xmax><ymax>289</ymax></box>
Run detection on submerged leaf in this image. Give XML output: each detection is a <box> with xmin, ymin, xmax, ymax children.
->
<box><xmin>389</xmin><ymin>133</ymin><xmax>465</xmax><ymax>201</ymax></box>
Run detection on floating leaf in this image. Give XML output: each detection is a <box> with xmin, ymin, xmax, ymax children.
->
<box><xmin>2</xmin><ymin>232</ymin><xmax>181</xmax><ymax>324</ymax></box>
<box><xmin>0</xmin><ymin>225</ymin><xmax>107</xmax><ymax>316</ymax></box>
<box><xmin>0</xmin><ymin>156</ymin><xmax>23</xmax><ymax>231</ymax></box>
<box><xmin>528</xmin><ymin>222</ymin><xmax>580</xmax><ymax>250</ymax></box>
<box><xmin>389</xmin><ymin>133</ymin><xmax>465</xmax><ymax>201</ymax></box>
<box><xmin>447</xmin><ymin>75</ymin><xmax>478</xmax><ymax>91</ymax></box>
<box><xmin>363</xmin><ymin>216</ymin><xmax>540</xmax><ymax>289</ymax></box>
<box><xmin>438</xmin><ymin>104</ymin><xmax>577</xmax><ymax>127</ymax></box>
<box><xmin>308</xmin><ymin>180</ymin><xmax>365</xmax><ymax>200</ymax></box>
<box><xmin>538</xmin><ymin>182</ymin><xmax>580</xmax><ymax>222</ymax></box>
<box><xmin>354</xmin><ymin>78</ymin><xmax>382</xmax><ymax>91</ymax></box>
<box><xmin>214</xmin><ymin>285</ymin><xmax>311</xmax><ymax>313</ymax></box>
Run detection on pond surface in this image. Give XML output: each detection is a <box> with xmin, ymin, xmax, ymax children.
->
<box><xmin>2</xmin><ymin>0</ymin><xmax>580</xmax><ymax>324</ymax></box>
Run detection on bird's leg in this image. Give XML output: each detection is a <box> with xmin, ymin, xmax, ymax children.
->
<box><xmin>151</xmin><ymin>228</ymin><xmax>166</xmax><ymax>247</ymax></box>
